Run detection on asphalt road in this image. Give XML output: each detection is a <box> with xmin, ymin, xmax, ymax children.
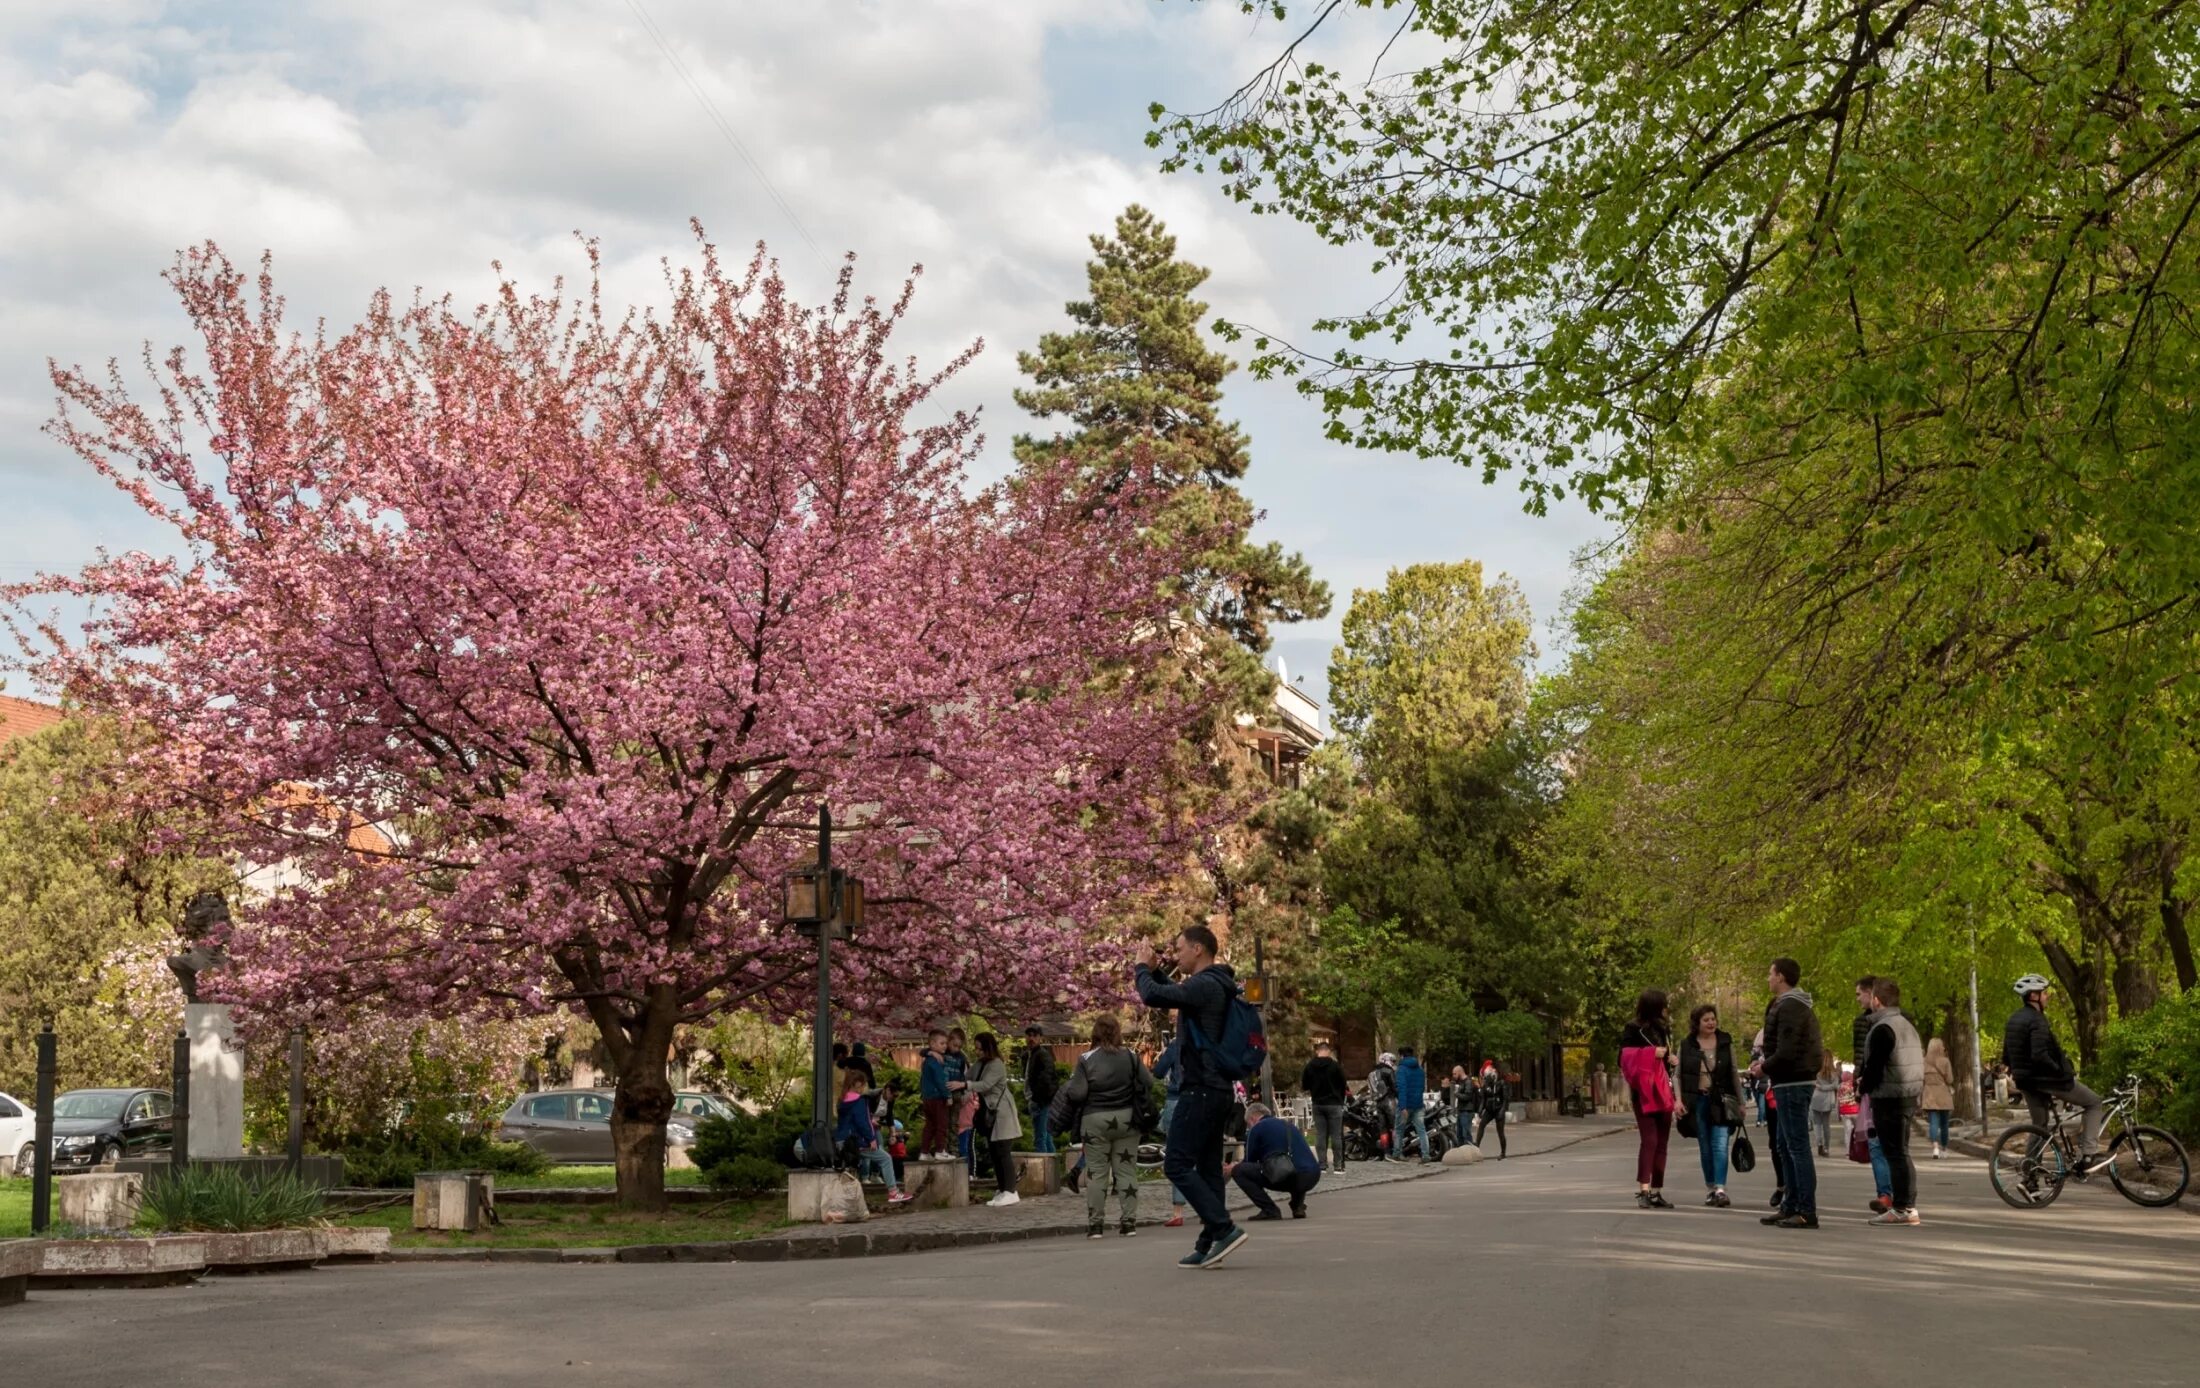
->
<box><xmin>8</xmin><ymin>1132</ymin><xmax>2194</xmax><ymax>1387</ymax></box>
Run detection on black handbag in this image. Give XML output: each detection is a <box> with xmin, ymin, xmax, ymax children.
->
<box><xmin>1259</xmin><ymin>1151</ymin><xmax>1298</xmax><ymax>1185</ymax></box>
<box><xmin>1730</xmin><ymin>1131</ymin><xmax>1757</xmax><ymax>1174</ymax></box>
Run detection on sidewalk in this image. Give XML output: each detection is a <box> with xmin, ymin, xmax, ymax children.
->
<box><xmin>386</xmin><ymin>1117</ymin><xmax>1635</xmax><ymax>1265</ymax></box>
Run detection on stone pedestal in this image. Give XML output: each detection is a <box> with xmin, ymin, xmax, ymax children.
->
<box><xmin>786</xmin><ymin>1169</ymin><xmax>868</xmax><ymax>1224</ymax></box>
<box><xmin>413</xmin><ymin>1171</ymin><xmax>494</xmax><ymax>1232</ymax></box>
<box><xmin>185</xmin><ymin>1004</ymin><xmax>245</xmax><ymax>1161</ymax></box>
<box><xmin>0</xmin><ymin>1239</ymin><xmax>40</xmax><ymax>1307</ymax></box>
<box><xmin>903</xmin><ymin>1155</ymin><xmax>970</xmax><ymax>1210</ymax></box>
<box><xmin>57</xmin><ymin>1172</ymin><xmax>143</xmax><ymax>1231</ymax></box>
<box><xmin>1008</xmin><ymin>1150</ymin><xmax>1060</xmax><ymax>1197</ymax></box>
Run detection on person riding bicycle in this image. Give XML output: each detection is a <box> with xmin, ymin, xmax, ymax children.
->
<box><xmin>2001</xmin><ymin>974</ymin><xmax>2109</xmax><ymax>1174</ymax></box>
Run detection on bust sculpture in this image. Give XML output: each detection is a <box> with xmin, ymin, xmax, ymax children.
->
<box><xmin>168</xmin><ymin>891</ymin><xmax>232</xmax><ymax>1005</ymax></box>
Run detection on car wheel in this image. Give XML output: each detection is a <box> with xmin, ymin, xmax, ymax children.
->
<box><xmin>94</xmin><ymin>1142</ymin><xmax>119</xmax><ymax>1169</ymax></box>
<box><xmin>14</xmin><ymin>1143</ymin><xmax>32</xmax><ymax>1176</ymax></box>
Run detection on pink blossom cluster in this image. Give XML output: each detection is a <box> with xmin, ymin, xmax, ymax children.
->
<box><xmin>12</xmin><ymin>229</ymin><xmax>1221</xmax><ymax>1052</ymax></box>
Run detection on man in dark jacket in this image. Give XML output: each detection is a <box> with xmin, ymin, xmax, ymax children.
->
<box><xmin>1022</xmin><ymin>1026</ymin><xmax>1059</xmax><ymax>1155</ymax></box>
<box><xmin>1752</xmin><ymin>957</ymin><xmax>1823</xmax><ymax>1228</ymax></box>
<box><xmin>2002</xmin><ymin>974</ymin><xmax>2107</xmax><ymax>1169</ymax></box>
<box><xmin>1232</xmin><ymin>1103</ymin><xmax>1322</xmax><ymax>1219</ymax></box>
<box><xmin>1859</xmin><ymin>978</ymin><xmax>1925</xmax><ymax>1225</ymax></box>
<box><xmin>1852</xmin><ymin>977</ymin><xmax>1895</xmax><ymax>1212</ymax></box>
<box><xmin>1299</xmin><ymin>1042</ymin><xmax>1349</xmax><ymax>1173</ymax></box>
<box><xmin>1136</xmin><ymin>925</ymin><xmax>1249</xmax><ymax>1269</ymax></box>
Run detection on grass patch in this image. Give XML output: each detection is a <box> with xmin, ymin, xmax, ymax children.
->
<box><xmin>0</xmin><ymin>1177</ymin><xmax>27</xmax><ymax>1238</ymax></box>
<box><xmin>331</xmin><ymin>1195</ymin><xmax>786</xmax><ymax>1249</ymax></box>
<box><xmin>490</xmin><ymin>1165</ymin><xmax>710</xmax><ymax>1190</ymax></box>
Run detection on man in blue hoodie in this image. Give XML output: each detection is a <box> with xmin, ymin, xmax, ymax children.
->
<box><xmin>1136</xmin><ymin>925</ymin><xmax>1249</xmax><ymax>1270</ymax></box>
<box><xmin>1393</xmin><ymin>1047</ymin><xmax>1431</xmax><ymax>1163</ymax></box>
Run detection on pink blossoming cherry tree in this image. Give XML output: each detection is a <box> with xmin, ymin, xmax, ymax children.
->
<box><xmin>11</xmin><ymin>231</ymin><xmax>1217</xmax><ymax>1207</ymax></box>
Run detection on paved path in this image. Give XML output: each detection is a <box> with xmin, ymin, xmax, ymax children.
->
<box><xmin>8</xmin><ymin>1122</ymin><xmax>2191</xmax><ymax>1387</ymax></box>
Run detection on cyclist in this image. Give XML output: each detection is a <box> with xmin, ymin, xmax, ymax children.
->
<box><xmin>2001</xmin><ymin>973</ymin><xmax>2108</xmax><ymax>1175</ymax></box>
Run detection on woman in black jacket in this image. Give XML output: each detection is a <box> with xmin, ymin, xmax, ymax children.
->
<box><xmin>1678</xmin><ymin>1004</ymin><xmax>1747</xmax><ymax>1207</ymax></box>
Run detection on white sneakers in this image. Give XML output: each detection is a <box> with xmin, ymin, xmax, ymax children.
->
<box><xmin>987</xmin><ymin>1190</ymin><xmax>1021</xmax><ymax>1208</ymax></box>
<box><xmin>1869</xmin><ymin>1207</ymin><xmax>1922</xmax><ymax>1226</ymax></box>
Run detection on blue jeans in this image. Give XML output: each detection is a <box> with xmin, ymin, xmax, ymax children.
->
<box><xmin>1693</xmin><ymin>1093</ymin><xmax>1729</xmax><ymax>1188</ymax></box>
<box><xmin>1394</xmin><ymin>1106</ymin><xmax>1428</xmax><ymax>1159</ymax></box>
<box><xmin>1163</xmin><ymin>1085</ymin><xmax>1233</xmax><ymax>1244</ymax></box>
<box><xmin>1927</xmin><ymin>1110</ymin><xmax>1951</xmax><ymax>1146</ymax></box>
<box><xmin>1029</xmin><ymin>1103</ymin><xmax>1055</xmax><ymax>1154</ymax></box>
<box><xmin>1869</xmin><ymin>1131</ymin><xmax>1891</xmax><ymax>1197</ymax></box>
<box><xmin>856</xmin><ymin>1144</ymin><xmax>895</xmax><ymax>1189</ymax></box>
<box><xmin>1771</xmin><ymin>1083</ymin><xmax>1817</xmax><ymax>1215</ymax></box>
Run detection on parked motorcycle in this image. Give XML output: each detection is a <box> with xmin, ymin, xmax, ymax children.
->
<box><xmin>1342</xmin><ymin>1092</ymin><xmax>1389</xmax><ymax>1162</ymax></box>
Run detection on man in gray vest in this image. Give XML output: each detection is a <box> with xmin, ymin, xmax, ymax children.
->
<box><xmin>1858</xmin><ymin>977</ymin><xmax>1925</xmax><ymax>1226</ymax></box>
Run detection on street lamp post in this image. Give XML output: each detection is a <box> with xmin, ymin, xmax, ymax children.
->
<box><xmin>782</xmin><ymin>804</ymin><xmax>865</xmax><ymax>1169</ymax></box>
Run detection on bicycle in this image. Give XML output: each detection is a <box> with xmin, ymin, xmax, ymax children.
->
<box><xmin>1987</xmin><ymin>1073</ymin><xmax>2190</xmax><ymax>1210</ymax></box>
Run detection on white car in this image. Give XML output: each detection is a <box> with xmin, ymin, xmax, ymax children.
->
<box><xmin>1</xmin><ymin>1091</ymin><xmax>36</xmax><ymax>1176</ymax></box>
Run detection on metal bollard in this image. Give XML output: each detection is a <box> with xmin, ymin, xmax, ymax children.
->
<box><xmin>171</xmin><ymin>1030</ymin><xmax>191</xmax><ymax>1175</ymax></box>
<box><xmin>287</xmin><ymin>1028</ymin><xmax>306</xmax><ymax>1175</ymax></box>
<box><xmin>31</xmin><ymin>1021</ymin><xmax>56</xmax><ymax>1234</ymax></box>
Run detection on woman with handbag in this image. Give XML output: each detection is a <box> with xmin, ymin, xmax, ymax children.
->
<box><xmin>1620</xmin><ymin>989</ymin><xmax>1677</xmax><ymax>1209</ymax></box>
<box><xmin>1677</xmin><ymin>1003</ymin><xmax>1747</xmax><ymax>1207</ymax></box>
<box><xmin>967</xmin><ymin>1033</ymin><xmax>1025</xmax><ymax>1208</ymax></box>
<box><xmin>1055</xmin><ymin>1015</ymin><xmax>1152</xmax><ymax>1238</ymax></box>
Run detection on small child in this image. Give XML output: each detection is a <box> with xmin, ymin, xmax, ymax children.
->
<box><xmin>835</xmin><ymin>1065</ymin><xmax>911</xmax><ymax>1205</ymax></box>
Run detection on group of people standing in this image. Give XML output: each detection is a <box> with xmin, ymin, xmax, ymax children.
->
<box><xmin>1619</xmin><ymin>959</ymin><xmax>1933</xmax><ymax>1227</ymax></box>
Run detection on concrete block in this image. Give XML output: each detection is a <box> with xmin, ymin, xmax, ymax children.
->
<box><xmin>413</xmin><ymin>1171</ymin><xmax>495</xmax><ymax>1231</ymax></box>
<box><xmin>36</xmin><ymin>1236</ymin><xmax>208</xmax><ymax>1288</ymax></box>
<box><xmin>185</xmin><ymin>1003</ymin><xmax>246</xmax><ymax>1160</ymax></box>
<box><xmin>903</xmin><ymin>1155</ymin><xmax>969</xmax><ymax>1210</ymax></box>
<box><xmin>1441</xmin><ymin>1142</ymin><xmax>1486</xmax><ymax>1166</ymax></box>
<box><xmin>201</xmin><ymin>1229</ymin><xmax>324</xmax><ymax>1273</ymax></box>
<box><xmin>1008</xmin><ymin>1150</ymin><xmax>1060</xmax><ymax>1197</ymax></box>
<box><xmin>0</xmin><ymin>1238</ymin><xmax>40</xmax><ymax>1307</ymax></box>
<box><xmin>317</xmin><ymin>1226</ymin><xmax>391</xmax><ymax>1262</ymax></box>
<box><xmin>57</xmin><ymin>1171</ymin><xmax>144</xmax><ymax>1231</ymax></box>
<box><xmin>787</xmin><ymin>1169</ymin><xmax>868</xmax><ymax>1224</ymax></box>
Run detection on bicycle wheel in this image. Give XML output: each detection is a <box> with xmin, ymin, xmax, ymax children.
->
<box><xmin>2105</xmin><ymin>1126</ymin><xmax>2191</xmax><ymax>1208</ymax></box>
<box><xmin>1989</xmin><ymin>1124</ymin><xmax>2066</xmax><ymax>1209</ymax></box>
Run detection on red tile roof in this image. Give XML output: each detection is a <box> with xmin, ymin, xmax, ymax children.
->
<box><xmin>0</xmin><ymin>694</ymin><xmax>65</xmax><ymax>745</ymax></box>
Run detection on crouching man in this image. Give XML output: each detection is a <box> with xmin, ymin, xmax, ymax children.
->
<box><xmin>1231</xmin><ymin>1102</ymin><xmax>1322</xmax><ymax>1221</ymax></box>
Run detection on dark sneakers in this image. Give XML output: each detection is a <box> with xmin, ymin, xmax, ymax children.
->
<box><xmin>1290</xmin><ymin>1204</ymin><xmax>1307</xmax><ymax>1219</ymax></box>
<box><xmin>1178</xmin><ymin>1248</ymin><xmax>1208</xmax><ymax>1269</ymax></box>
<box><xmin>1248</xmin><ymin>1209</ymin><xmax>1285</xmax><ymax>1221</ymax></box>
<box><xmin>1201</xmin><ymin>1224</ymin><xmax>1250</xmax><ymax>1269</ymax></box>
<box><xmin>1774</xmin><ymin>1213</ymin><xmax>1820</xmax><ymax>1229</ymax></box>
<box><xmin>1759</xmin><ymin>1210</ymin><xmax>1789</xmax><ymax>1225</ymax></box>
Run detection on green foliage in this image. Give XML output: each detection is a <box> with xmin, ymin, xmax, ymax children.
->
<box><xmin>688</xmin><ymin>1013</ymin><xmax>812</xmax><ymax>1109</ymax></box>
<box><xmin>139</xmin><ymin>1165</ymin><xmax>326</xmax><ymax>1232</ymax></box>
<box><xmin>0</xmin><ymin>716</ymin><xmax>226</xmax><ymax>1094</ymax></box>
<box><xmin>338</xmin><ymin>1129</ymin><xmax>547</xmax><ymax>1188</ymax></box>
<box><xmin>2096</xmin><ymin>991</ymin><xmax>2200</xmax><ymax>1144</ymax></box>
<box><xmin>693</xmin><ymin>1092</ymin><xmax>810</xmax><ymax>1191</ymax></box>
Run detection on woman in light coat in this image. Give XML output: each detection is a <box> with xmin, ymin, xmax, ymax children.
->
<box><xmin>1810</xmin><ymin>1049</ymin><xmax>1840</xmax><ymax>1157</ymax></box>
<box><xmin>967</xmin><ymin>1033</ymin><xmax>1025</xmax><ymax>1207</ymax></box>
<box><xmin>1920</xmin><ymin>1036</ymin><xmax>1957</xmax><ymax>1158</ymax></box>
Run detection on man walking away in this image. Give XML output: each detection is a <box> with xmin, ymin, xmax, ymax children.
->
<box><xmin>1022</xmin><ymin>1026</ymin><xmax>1059</xmax><ymax>1156</ymax></box>
<box><xmin>1754</xmin><ymin>958</ymin><xmax>1823</xmax><ymax>1229</ymax></box>
<box><xmin>2003</xmin><ymin>973</ymin><xmax>2109</xmax><ymax>1176</ymax></box>
<box><xmin>1301</xmin><ymin>1041</ymin><xmax>1349</xmax><ymax>1173</ymax></box>
<box><xmin>1368</xmin><ymin>1053</ymin><xmax>1399</xmax><ymax>1160</ymax></box>
<box><xmin>1859</xmin><ymin>978</ymin><xmax>1924</xmax><ymax>1226</ymax></box>
<box><xmin>1852</xmin><ymin>977</ymin><xmax>1895</xmax><ymax>1213</ymax></box>
<box><xmin>1394</xmin><ymin>1047</ymin><xmax>1432</xmax><ymax>1162</ymax></box>
<box><xmin>1478</xmin><ymin>1059</ymin><xmax>1509</xmax><ymax>1157</ymax></box>
<box><xmin>1136</xmin><ymin>926</ymin><xmax>1250</xmax><ymax>1269</ymax></box>
<box><xmin>1233</xmin><ymin>1102</ymin><xmax>1322</xmax><ymax>1219</ymax></box>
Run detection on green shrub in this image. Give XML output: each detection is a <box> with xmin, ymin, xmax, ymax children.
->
<box><xmin>704</xmin><ymin>1154</ymin><xmax>787</xmax><ymax>1195</ymax></box>
<box><xmin>338</xmin><ymin>1126</ymin><xmax>548</xmax><ymax>1188</ymax></box>
<box><xmin>694</xmin><ymin>1093</ymin><xmax>809</xmax><ymax>1190</ymax></box>
<box><xmin>2096</xmin><ymin>990</ymin><xmax>2200</xmax><ymax>1144</ymax></box>
<box><xmin>140</xmin><ymin>1166</ymin><xmax>326</xmax><ymax>1232</ymax></box>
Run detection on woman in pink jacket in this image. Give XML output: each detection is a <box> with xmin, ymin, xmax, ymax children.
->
<box><xmin>1621</xmin><ymin>989</ymin><xmax>1677</xmax><ymax>1208</ymax></box>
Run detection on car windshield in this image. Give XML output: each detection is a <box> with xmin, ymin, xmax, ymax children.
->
<box><xmin>678</xmin><ymin>1094</ymin><xmax>732</xmax><ymax>1120</ymax></box>
<box><xmin>54</xmin><ymin>1092</ymin><xmax>130</xmax><ymax>1119</ymax></box>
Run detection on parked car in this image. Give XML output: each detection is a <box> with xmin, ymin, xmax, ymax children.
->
<box><xmin>496</xmin><ymin>1089</ymin><xmax>697</xmax><ymax>1164</ymax></box>
<box><xmin>46</xmin><ymin>1088</ymin><xmax>174</xmax><ymax>1171</ymax></box>
<box><xmin>673</xmin><ymin>1091</ymin><xmax>738</xmax><ymax>1126</ymax></box>
<box><xmin>2</xmin><ymin>1091</ymin><xmax>37</xmax><ymax>1176</ymax></box>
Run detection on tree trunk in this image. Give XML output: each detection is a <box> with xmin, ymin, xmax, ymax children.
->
<box><xmin>1940</xmin><ymin>1000</ymin><xmax>1979</xmax><ymax>1123</ymax></box>
<box><xmin>2158</xmin><ymin>862</ymin><xmax>2197</xmax><ymax>993</ymax></box>
<box><xmin>610</xmin><ymin>1063</ymin><xmax>673</xmax><ymax>1212</ymax></box>
<box><xmin>2110</xmin><ymin>954</ymin><xmax>2159</xmax><ymax>1020</ymax></box>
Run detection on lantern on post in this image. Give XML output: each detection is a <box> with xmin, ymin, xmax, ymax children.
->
<box><xmin>782</xmin><ymin>805</ymin><xmax>865</xmax><ymax>1167</ymax></box>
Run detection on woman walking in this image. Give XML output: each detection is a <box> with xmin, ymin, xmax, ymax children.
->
<box><xmin>966</xmin><ymin>1033</ymin><xmax>1025</xmax><ymax>1207</ymax></box>
<box><xmin>1057</xmin><ymin>1015</ymin><xmax>1153</xmax><ymax>1237</ymax></box>
<box><xmin>1620</xmin><ymin>989</ymin><xmax>1677</xmax><ymax>1208</ymax></box>
<box><xmin>1677</xmin><ymin>1003</ymin><xmax>1745</xmax><ymax>1207</ymax></box>
<box><xmin>1921</xmin><ymin>1036</ymin><xmax>1956</xmax><ymax>1158</ymax></box>
<box><xmin>1810</xmin><ymin>1049</ymin><xmax>1839</xmax><ymax>1156</ymax></box>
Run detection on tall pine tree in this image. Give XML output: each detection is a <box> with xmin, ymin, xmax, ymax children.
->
<box><xmin>1015</xmin><ymin>205</ymin><xmax>1328</xmax><ymax>709</ymax></box>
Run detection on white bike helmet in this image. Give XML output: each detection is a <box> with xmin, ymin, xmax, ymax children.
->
<box><xmin>2012</xmin><ymin>973</ymin><xmax>2052</xmax><ymax>996</ymax></box>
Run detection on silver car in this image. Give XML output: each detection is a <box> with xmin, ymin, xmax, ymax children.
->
<box><xmin>497</xmin><ymin>1089</ymin><xmax>696</xmax><ymax>1163</ymax></box>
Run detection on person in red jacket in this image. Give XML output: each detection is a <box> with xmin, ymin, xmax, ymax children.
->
<box><xmin>1620</xmin><ymin>988</ymin><xmax>1677</xmax><ymax>1208</ymax></box>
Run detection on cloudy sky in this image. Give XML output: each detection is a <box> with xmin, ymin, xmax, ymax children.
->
<box><xmin>0</xmin><ymin>0</ymin><xmax>1613</xmax><ymax>709</ymax></box>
